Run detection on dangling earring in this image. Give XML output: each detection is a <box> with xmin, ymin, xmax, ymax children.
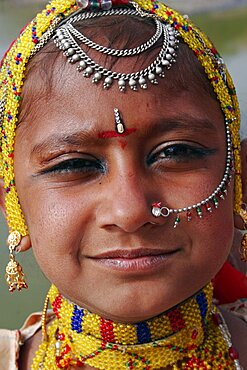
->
<box><xmin>5</xmin><ymin>230</ymin><xmax>28</xmax><ymax>292</ymax></box>
<box><xmin>239</xmin><ymin>206</ymin><xmax>247</xmax><ymax>262</ymax></box>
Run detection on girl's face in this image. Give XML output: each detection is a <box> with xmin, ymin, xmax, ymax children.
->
<box><xmin>14</xmin><ymin>57</ymin><xmax>234</xmax><ymax>322</ymax></box>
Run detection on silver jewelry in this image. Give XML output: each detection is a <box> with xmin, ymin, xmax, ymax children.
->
<box><xmin>114</xmin><ymin>108</ymin><xmax>125</xmax><ymax>134</ymax></box>
<box><xmin>152</xmin><ymin>120</ymin><xmax>233</xmax><ymax>228</ymax></box>
<box><xmin>53</xmin><ymin>7</ymin><xmax>179</xmax><ymax>91</ymax></box>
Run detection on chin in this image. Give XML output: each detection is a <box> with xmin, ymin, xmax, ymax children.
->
<box><xmin>87</xmin><ymin>281</ymin><xmax>190</xmax><ymax>323</ymax></box>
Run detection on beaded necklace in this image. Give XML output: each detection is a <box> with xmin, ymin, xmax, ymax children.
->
<box><xmin>31</xmin><ymin>283</ymin><xmax>242</xmax><ymax>369</ymax></box>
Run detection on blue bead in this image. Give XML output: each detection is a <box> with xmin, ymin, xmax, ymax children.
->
<box><xmin>136</xmin><ymin>322</ymin><xmax>151</xmax><ymax>344</ymax></box>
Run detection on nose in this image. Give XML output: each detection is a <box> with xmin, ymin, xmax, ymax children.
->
<box><xmin>96</xmin><ymin>171</ymin><xmax>160</xmax><ymax>233</ymax></box>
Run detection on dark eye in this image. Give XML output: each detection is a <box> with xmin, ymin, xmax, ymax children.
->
<box><xmin>39</xmin><ymin>157</ymin><xmax>105</xmax><ymax>179</ymax></box>
<box><xmin>147</xmin><ymin>143</ymin><xmax>216</xmax><ymax>165</ymax></box>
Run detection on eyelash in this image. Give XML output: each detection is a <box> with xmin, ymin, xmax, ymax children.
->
<box><xmin>147</xmin><ymin>143</ymin><xmax>215</xmax><ymax>165</ymax></box>
<box><xmin>40</xmin><ymin>144</ymin><xmax>214</xmax><ymax>178</ymax></box>
<box><xmin>41</xmin><ymin>158</ymin><xmax>105</xmax><ymax>175</ymax></box>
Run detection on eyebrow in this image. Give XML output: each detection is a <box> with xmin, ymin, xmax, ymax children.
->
<box><xmin>140</xmin><ymin>114</ymin><xmax>218</xmax><ymax>138</ymax></box>
<box><xmin>30</xmin><ymin>114</ymin><xmax>218</xmax><ymax>158</ymax></box>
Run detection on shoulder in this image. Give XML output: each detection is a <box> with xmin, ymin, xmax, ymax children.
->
<box><xmin>220</xmin><ymin>308</ymin><xmax>247</xmax><ymax>369</ymax></box>
<box><xmin>18</xmin><ymin>310</ymin><xmax>54</xmax><ymax>370</ymax></box>
<box><xmin>0</xmin><ymin>328</ymin><xmax>20</xmax><ymax>370</ymax></box>
<box><xmin>19</xmin><ymin>327</ymin><xmax>42</xmax><ymax>370</ymax></box>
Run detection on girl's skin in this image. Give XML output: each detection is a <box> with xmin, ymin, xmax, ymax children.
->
<box><xmin>0</xmin><ymin>40</ymin><xmax>247</xmax><ymax>369</ymax></box>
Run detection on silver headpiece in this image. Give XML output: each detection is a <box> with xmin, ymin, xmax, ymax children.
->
<box><xmin>53</xmin><ymin>6</ymin><xmax>179</xmax><ymax>91</ymax></box>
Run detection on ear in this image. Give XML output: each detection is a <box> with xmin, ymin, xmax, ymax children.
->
<box><xmin>0</xmin><ymin>178</ymin><xmax>6</xmax><ymax>218</ymax></box>
<box><xmin>234</xmin><ymin>138</ymin><xmax>247</xmax><ymax>229</ymax></box>
<box><xmin>17</xmin><ymin>235</ymin><xmax>32</xmax><ymax>252</ymax></box>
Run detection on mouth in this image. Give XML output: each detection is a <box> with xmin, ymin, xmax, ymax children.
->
<box><xmin>88</xmin><ymin>248</ymin><xmax>181</xmax><ymax>272</ymax></box>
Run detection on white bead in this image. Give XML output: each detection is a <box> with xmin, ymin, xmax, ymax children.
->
<box><xmin>67</xmin><ymin>48</ymin><xmax>75</xmax><ymax>56</ymax></box>
<box><xmin>77</xmin><ymin>0</ymin><xmax>89</xmax><ymax>8</ymax></box>
<box><xmin>105</xmin><ymin>76</ymin><xmax>112</xmax><ymax>84</ymax></box>
<box><xmin>118</xmin><ymin>79</ymin><xmax>125</xmax><ymax>86</ymax></box>
<box><xmin>161</xmin><ymin>59</ymin><xmax>170</xmax><ymax>66</ymax></box>
<box><xmin>85</xmin><ymin>66</ymin><xmax>93</xmax><ymax>75</ymax></box>
<box><xmin>166</xmin><ymin>54</ymin><xmax>172</xmax><ymax>60</ymax></box>
<box><xmin>129</xmin><ymin>78</ymin><xmax>136</xmax><ymax>87</ymax></box>
<box><xmin>63</xmin><ymin>42</ymin><xmax>71</xmax><ymax>50</ymax></box>
<box><xmin>94</xmin><ymin>72</ymin><xmax>102</xmax><ymax>80</ymax></box>
<box><xmin>71</xmin><ymin>54</ymin><xmax>80</xmax><ymax>63</ymax></box>
<box><xmin>101</xmin><ymin>0</ymin><xmax>112</xmax><ymax>10</ymax></box>
<box><xmin>55</xmin><ymin>341</ymin><xmax>61</xmax><ymax>349</ymax></box>
<box><xmin>148</xmin><ymin>73</ymin><xmax>155</xmax><ymax>81</ymax></box>
<box><xmin>138</xmin><ymin>76</ymin><xmax>146</xmax><ymax>84</ymax></box>
<box><xmin>79</xmin><ymin>61</ymin><xmax>86</xmax><ymax>70</ymax></box>
<box><xmin>155</xmin><ymin>66</ymin><xmax>163</xmax><ymax>75</ymax></box>
<box><xmin>152</xmin><ymin>207</ymin><xmax>161</xmax><ymax>217</ymax></box>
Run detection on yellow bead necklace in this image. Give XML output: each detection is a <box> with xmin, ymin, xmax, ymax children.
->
<box><xmin>31</xmin><ymin>283</ymin><xmax>242</xmax><ymax>369</ymax></box>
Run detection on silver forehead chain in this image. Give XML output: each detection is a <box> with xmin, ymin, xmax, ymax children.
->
<box><xmin>53</xmin><ymin>7</ymin><xmax>179</xmax><ymax>91</ymax></box>
<box><xmin>152</xmin><ymin>120</ymin><xmax>233</xmax><ymax>228</ymax></box>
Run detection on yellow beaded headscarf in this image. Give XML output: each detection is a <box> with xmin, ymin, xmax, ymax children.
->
<box><xmin>0</xmin><ymin>0</ymin><xmax>243</xmax><ymax>237</ymax></box>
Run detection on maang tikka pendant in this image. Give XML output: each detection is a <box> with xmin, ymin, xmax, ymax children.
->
<box><xmin>5</xmin><ymin>230</ymin><xmax>28</xmax><ymax>292</ymax></box>
<box><xmin>114</xmin><ymin>108</ymin><xmax>125</xmax><ymax>134</ymax></box>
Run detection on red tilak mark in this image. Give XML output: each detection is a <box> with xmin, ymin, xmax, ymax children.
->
<box><xmin>98</xmin><ymin>128</ymin><xmax>137</xmax><ymax>139</ymax></box>
<box><xmin>118</xmin><ymin>139</ymin><xmax>127</xmax><ymax>150</ymax></box>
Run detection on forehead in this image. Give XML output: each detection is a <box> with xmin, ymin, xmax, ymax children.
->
<box><xmin>16</xmin><ymin>57</ymin><xmax>225</xmax><ymax>147</ymax></box>
<box><xmin>17</xmin><ymin>32</ymin><xmax>225</xmax><ymax>142</ymax></box>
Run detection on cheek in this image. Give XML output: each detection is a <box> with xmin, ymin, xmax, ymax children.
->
<box><xmin>15</xmin><ymin>181</ymin><xmax>92</xmax><ymax>268</ymax></box>
<box><xmin>188</xmin><ymin>184</ymin><xmax>234</xmax><ymax>275</ymax></box>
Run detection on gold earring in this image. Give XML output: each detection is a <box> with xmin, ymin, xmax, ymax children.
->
<box><xmin>239</xmin><ymin>207</ymin><xmax>247</xmax><ymax>262</ymax></box>
<box><xmin>5</xmin><ymin>230</ymin><xmax>28</xmax><ymax>292</ymax></box>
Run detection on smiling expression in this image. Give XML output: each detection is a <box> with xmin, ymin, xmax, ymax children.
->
<box><xmin>12</xmin><ymin>42</ymin><xmax>235</xmax><ymax>322</ymax></box>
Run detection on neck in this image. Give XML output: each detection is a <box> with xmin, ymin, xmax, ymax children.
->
<box><xmin>31</xmin><ymin>282</ymin><xmax>240</xmax><ymax>369</ymax></box>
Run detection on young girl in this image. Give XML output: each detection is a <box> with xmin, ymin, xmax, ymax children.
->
<box><xmin>0</xmin><ymin>0</ymin><xmax>246</xmax><ymax>369</ymax></box>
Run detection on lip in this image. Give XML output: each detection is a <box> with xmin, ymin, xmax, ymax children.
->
<box><xmin>88</xmin><ymin>248</ymin><xmax>180</xmax><ymax>272</ymax></box>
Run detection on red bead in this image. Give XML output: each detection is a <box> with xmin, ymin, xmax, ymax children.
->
<box><xmin>212</xmin><ymin>313</ymin><xmax>223</xmax><ymax>326</ymax></box>
<box><xmin>63</xmin><ymin>344</ymin><xmax>71</xmax><ymax>354</ymax></box>
<box><xmin>191</xmin><ymin>329</ymin><xmax>198</xmax><ymax>339</ymax></box>
<box><xmin>229</xmin><ymin>346</ymin><xmax>239</xmax><ymax>360</ymax></box>
<box><xmin>76</xmin><ymin>360</ymin><xmax>84</xmax><ymax>367</ymax></box>
<box><xmin>57</xmin><ymin>333</ymin><xmax>65</xmax><ymax>341</ymax></box>
<box><xmin>152</xmin><ymin>202</ymin><xmax>161</xmax><ymax>208</ymax></box>
<box><xmin>187</xmin><ymin>210</ymin><xmax>192</xmax><ymax>221</ymax></box>
<box><xmin>211</xmin><ymin>48</ymin><xmax>218</xmax><ymax>55</ymax></box>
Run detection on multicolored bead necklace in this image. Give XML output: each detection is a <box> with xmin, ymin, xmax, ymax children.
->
<box><xmin>31</xmin><ymin>283</ymin><xmax>242</xmax><ymax>369</ymax></box>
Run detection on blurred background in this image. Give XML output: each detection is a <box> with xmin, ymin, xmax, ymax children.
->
<box><xmin>0</xmin><ymin>0</ymin><xmax>247</xmax><ymax>329</ymax></box>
